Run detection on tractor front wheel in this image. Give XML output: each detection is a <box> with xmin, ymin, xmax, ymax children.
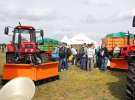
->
<box><xmin>126</xmin><ymin>62</ymin><xmax>135</xmax><ymax>100</ymax></box>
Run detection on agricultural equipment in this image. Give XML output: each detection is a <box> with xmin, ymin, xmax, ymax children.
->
<box><xmin>102</xmin><ymin>29</ymin><xmax>135</xmax><ymax>70</ymax></box>
<box><xmin>126</xmin><ymin>16</ymin><xmax>135</xmax><ymax>100</ymax></box>
<box><xmin>5</xmin><ymin>25</ymin><xmax>46</xmax><ymax>64</ymax></box>
<box><xmin>2</xmin><ymin>24</ymin><xmax>59</xmax><ymax>82</ymax></box>
<box><xmin>38</xmin><ymin>38</ymin><xmax>60</xmax><ymax>60</ymax></box>
<box><xmin>110</xmin><ymin>44</ymin><xmax>135</xmax><ymax>70</ymax></box>
<box><xmin>121</xmin><ymin>44</ymin><xmax>135</xmax><ymax>57</ymax></box>
<box><xmin>102</xmin><ymin>30</ymin><xmax>135</xmax><ymax>70</ymax></box>
<box><xmin>103</xmin><ymin>32</ymin><xmax>134</xmax><ymax>52</ymax></box>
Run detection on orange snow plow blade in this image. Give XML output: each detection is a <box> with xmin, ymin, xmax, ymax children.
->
<box><xmin>3</xmin><ymin>61</ymin><xmax>59</xmax><ymax>81</ymax></box>
<box><xmin>110</xmin><ymin>58</ymin><xmax>128</xmax><ymax>70</ymax></box>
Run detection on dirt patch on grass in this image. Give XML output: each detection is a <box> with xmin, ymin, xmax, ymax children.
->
<box><xmin>0</xmin><ymin>52</ymin><xmax>5</xmax><ymax>76</ymax></box>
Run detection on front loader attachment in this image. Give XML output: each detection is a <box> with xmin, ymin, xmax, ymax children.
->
<box><xmin>3</xmin><ymin>62</ymin><xmax>59</xmax><ymax>81</ymax></box>
<box><xmin>110</xmin><ymin>58</ymin><xmax>128</xmax><ymax>70</ymax></box>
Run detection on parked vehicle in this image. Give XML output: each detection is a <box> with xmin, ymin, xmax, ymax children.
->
<box><xmin>126</xmin><ymin>16</ymin><xmax>135</xmax><ymax>100</ymax></box>
<box><xmin>2</xmin><ymin>23</ymin><xmax>59</xmax><ymax>83</ymax></box>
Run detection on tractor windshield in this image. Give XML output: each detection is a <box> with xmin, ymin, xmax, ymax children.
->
<box><xmin>14</xmin><ymin>29</ymin><xmax>36</xmax><ymax>43</ymax></box>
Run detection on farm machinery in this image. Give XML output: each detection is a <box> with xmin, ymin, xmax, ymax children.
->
<box><xmin>2</xmin><ymin>24</ymin><xmax>59</xmax><ymax>83</ymax></box>
<box><xmin>103</xmin><ymin>30</ymin><xmax>135</xmax><ymax>70</ymax></box>
<box><xmin>126</xmin><ymin>16</ymin><xmax>135</xmax><ymax>100</ymax></box>
<box><xmin>102</xmin><ymin>16</ymin><xmax>135</xmax><ymax>99</ymax></box>
<box><xmin>110</xmin><ymin>44</ymin><xmax>135</xmax><ymax>70</ymax></box>
<box><xmin>5</xmin><ymin>25</ymin><xmax>46</xmax><ymax>64</ymax></box>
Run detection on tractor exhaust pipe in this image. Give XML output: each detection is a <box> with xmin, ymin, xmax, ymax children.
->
<box><xmin>127</xmin><ymin>30</ymin><xmax>130</xmax><ymax>45</ymax></box>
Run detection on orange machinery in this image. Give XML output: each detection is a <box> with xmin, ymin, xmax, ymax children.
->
<box><xmin>102</xmin><ymin>34</ymin><xmax>134</xmax><ymax>52</ymax></box>
<box><xmin>110</xmin><ymin>58</ymin><xmax>128</xmax><ymax>70</ymax></box>
<box><xmin>109</xmin><ymin>44</ymin><xmax>135</xmax><ymax>70</ymax></box>
<box><xmin>103</xmin><ymin>32</ymin><xmax>135</xmax><ymax>70</ymax></box>
<box><xmin>2</xmin><ymin>25</ymin><xmax>59</xmax><ymax>82</ymax></box>
<box><xmin>3</xmin><ymin>61</ymin><xmax>59</xmax><ymax>81</ymax></box>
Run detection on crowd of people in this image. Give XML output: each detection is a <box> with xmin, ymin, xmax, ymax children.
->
<box><xmin>1</xmin><ymin>42</ymin><xmax>110</xmax><ymax>71</ymax></box>
<box><xmin>53</xmin><ymin>42</ymin><xmax>109</xmax><ymax>72</ymax></box>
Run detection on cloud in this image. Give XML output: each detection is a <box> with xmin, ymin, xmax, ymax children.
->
<box><xmin>0</xmin><ymin>8</ymin><xmax>56</xmax><ymax>21</ymax></box>
<box><xmin>82</xmin><ymin>8</ymin><xmax>135</xmax><ymax>24</ymax></box>
<box><xmin>113</xmin><ymin>8</ymin><xmax>135</xmax><ymax>21</ymax></box>
<box><xmin>0</xmin><ymin>0</ymin><xmax>135</xmax><ymax>41</ymax></box>
<box><xmin>82</xmin><ymin>14</ymin><xmax>113</xmax><ymax>24</ymax></box>
<box><xmin>83</xmin><ymin>14</ymin><xmax>98</xmax><ymax>23</ymax></box>
<box><xmin>83</xmin><ymin>0</ymin><xmax>111</xmax><ymax>7</ymax></box>
<box><xmin>61</xmin><ymin>25</ymin><xmax>73</xmax><ymax>32</ymax></box>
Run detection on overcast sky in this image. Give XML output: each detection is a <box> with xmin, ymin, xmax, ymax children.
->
<box><xmin>0</xmin><ymin>0</ymin><xmax>135</xmax><ymax>41</ymax></box>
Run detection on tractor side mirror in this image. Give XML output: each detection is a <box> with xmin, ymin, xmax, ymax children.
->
<box><xmin>4</xmin><ymin>27</ymin><xmax>9</xmax><ymax>35</ymax></box>
<box><xmin>133</xmin><ymin>16</ymin><xmax>135</xmax><ymax>27</ymax></box>
<box><xmin>40</xmin><ymin>30</ymin><xmax>44</xmax><ymax>37</ymax></box>
<box><xmin>39</xmin><ymin>30</ymin><xmax>44</xmax><ymax>45</ymax></box>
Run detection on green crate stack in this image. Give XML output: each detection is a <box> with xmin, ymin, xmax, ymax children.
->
<box><xmin>106</xmin><ymin>32</ymin><xmax>135</xmax><ymax>38</ymax></box>
<box><xmin>37</xmin><ymin>38</ymin><xmax>60</xmax><ymax>51</ymax></box>
<box><xmin>43</xmin><ymin>46</ymin><xmax>49</xmax><ymax>51</ymax></box>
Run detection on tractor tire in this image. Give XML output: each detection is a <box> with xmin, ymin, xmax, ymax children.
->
<box><xmin>126</xmin><ymin>62</ymin><xmax>135</xmax><ymax>100</ymax></box>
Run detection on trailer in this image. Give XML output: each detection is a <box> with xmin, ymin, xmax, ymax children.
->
<box><xmin>103</xmin><ymin>31</ymin><xmax>135</xmax><ymax>70</ymax></box>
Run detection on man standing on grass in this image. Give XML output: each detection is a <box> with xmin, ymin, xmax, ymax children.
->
<box><xmin>59</xmin><ymin>43</ymin><xmax>67</xmax><ymax>72</ymax></box>
<box><xmin>65</xmin><ymin>44</ymin><xmax>72</xmax><ymax>69</ymax></box>
<box><xmin>99</xmin><ymin>43</ymin><xmax>109</xmax><ymax>71</ymax></box>
<box><xmin>80</xmin><ymin>43</ymin><xmax>87</xmax><ymax>70</ymax></box>
<box><xmin>87</xmin><ymin>44</ymin><xmax>95</xmax><ymax>71</ymax></box>
<box><xmin>71</xmin><ymin>45</ymin><xmax>77</xmax><ymax>65</ymax></box>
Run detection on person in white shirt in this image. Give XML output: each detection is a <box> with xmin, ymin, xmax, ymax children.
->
<box><xmin>113</xmin><ymin>44</ymin><xmax>121</xmax><ymax>58</ymax></box>
<box><xmin>87</xmin><ymin>44</ymin><xmax>95</xmax><ymax>71</ymax></box>
<box><xmin>71</xmin><ymin>45</ymin><xmax>77</xmax><ymax>65</ymax></box>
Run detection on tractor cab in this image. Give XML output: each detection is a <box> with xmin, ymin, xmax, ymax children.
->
<box><xmin>6</xmin><ymin>26</ymin><xmax>43</xmax><ymax>52</ymax></box>
<box><xmin>9</xmin><ymin>26</ymin><xmax>37</xmax><ymax>53</ymax></box>
<box><xmin>5</xmin><ymin>25</ymin><xmax>45</xmax><ymax>64</ymax></box>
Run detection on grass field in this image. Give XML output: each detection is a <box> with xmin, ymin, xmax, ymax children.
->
<box><xmin>0</xmin><ymin>52</ymin><xmax>5</xmax><ymax>75</ymax></box>
<box><xmin>0</xmin><ymin>52</ymin><xmax>127</xmax><ymax>100</ymax></box>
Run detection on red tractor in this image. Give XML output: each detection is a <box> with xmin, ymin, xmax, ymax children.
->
<box><xmin>2</xmin><ymin>24</ymin><xmax>59</xmax><ymax>82</ymax></box>
<box><xmin>5</xmin><ymin>25</ymin><xmax>47</xmax><ymax>65</ymax></box>
<box><xmin>110</xmin><ymin>32</ymin><xmax>135</xmax><ymax>70</ymax></box>
<box><xmin>121</xmin><ymin>44</ymin><xmax>135</xmax><ymax>57</ymax></box>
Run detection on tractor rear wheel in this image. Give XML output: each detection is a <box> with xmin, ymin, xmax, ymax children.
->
<box><xmin>126</xmin><ymin>62</ymin><xmax>135</xmax><ymax>100</ymax></box>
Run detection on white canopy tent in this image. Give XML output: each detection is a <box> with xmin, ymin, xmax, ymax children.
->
<box><xmin>69</xmin><ymin>34</ymin><xmax>97</xmax><ymax>45</ymax></box>
<box><xmin>61</xmin><ymin>35</ymin><xmax>69</xmax><ymax>44</ymax></box>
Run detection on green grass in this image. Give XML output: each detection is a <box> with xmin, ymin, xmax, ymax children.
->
<box><xmin>0</xmin><ymin>52</ymin><xmax>5</xmax><ymax>75</ymax></box>
<box><xmin>33</xmin><ymin>67</ymin><xmax>127</xmax><ymax>100</ymax></box>
<box><xmin>0</xmin><ymin>52</ymin><xmax>127</xmax><ymax>100</ymax></box>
